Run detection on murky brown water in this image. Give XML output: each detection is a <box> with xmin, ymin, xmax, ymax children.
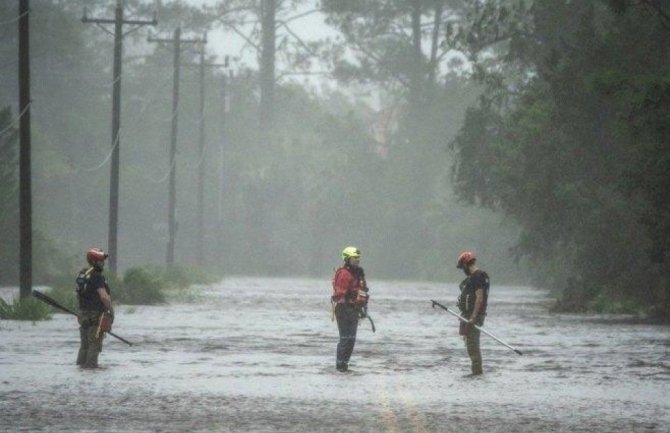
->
<box><xmin>1</xmin><ymin>278</ymin><xmax>668</xmax><ymax>432</ymax></box>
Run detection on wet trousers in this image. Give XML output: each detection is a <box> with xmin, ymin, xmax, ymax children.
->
<box><xmin>465</xmin><ymin>318</ymin><xmax>484</xmax><ymax>375</ymax></box>
<box><xmin>335</xmin><ymin>303</ymin><xmax>359</xmax><ymax>369</ymax></box>
<box><xmin>77</xmin><ymin>310</ymin><xmax>104</xmax><ymax>368</ymax></box>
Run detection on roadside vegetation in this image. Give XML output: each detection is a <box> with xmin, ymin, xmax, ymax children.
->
<box><xmin>0</xmin><ymin>265</ymin><xmax>219</xmax><ymax>321</ymax></box>
<box><xmin>0</xmin><ymin>296</ymin><xmax>52</xmax><ymax>321</ymax></box>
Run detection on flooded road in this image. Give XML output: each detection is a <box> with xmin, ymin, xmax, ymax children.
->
<box><xmin>1</xmin><ymin>277</ymin><xmax>668</xmax><ymax>432</ymax></box>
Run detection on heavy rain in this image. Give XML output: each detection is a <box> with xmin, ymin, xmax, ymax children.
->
<box><xmin>1</xmin><ymin>1</ymin><xmax>669</xmax><ymax>432</ymax></box>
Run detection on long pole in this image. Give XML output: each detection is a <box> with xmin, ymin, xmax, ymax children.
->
<box><xmin>31</xmin><ymin>290</ymin><xmax>133</xmax><ymax>346</ymax></box>
<box><xmin>18</xmin><ymin>0</ymin><xmax>32</xmax><ymax>299</ymax></box>
<box><xmin>166</xmin><ymin>27</ymin><xmax>181</xmax><ymax>267</ymax></box>
<box><xmin>430</xmin><ymin>299</ymin><xmax>523</xmax><ymax>355</ymax></box>
<box><xmin>195</xmin><ymin>43</ymin><xmax>206</xmax><ymax>266</ymax></box>
<box><xmin>259</xmin><ymin>0</ymin><xmax>276</xmax><ymax>130</ymax></box>
<box><xmin>218</xmin><ymin>70</ymin><xmax>228</xmax><ymax>225</ymax></box>
<box><xmin>108</xmin><ymin>0</ymin><xmax>123</xmax><ymax>274</ymax></box>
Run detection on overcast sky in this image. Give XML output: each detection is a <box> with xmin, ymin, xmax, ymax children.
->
<box><xmin>181</xmin><ymin>0</ymin><xmax>337</xmax><ymax>84</ymax></box>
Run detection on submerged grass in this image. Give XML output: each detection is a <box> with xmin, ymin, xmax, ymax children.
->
<box><xmin>0</xmin><ymin>265</ymin><xmax>219</xmax><ymax>321</ymax></box>
<box><xmin>0</xmin><ymin>296</ymin><xmax>53</xmax><ymax>321</ymax></box>
<box><xmin>45</xmin><ymin>264</ymin><xmax>219</xmax><ymax>308</ymax></box>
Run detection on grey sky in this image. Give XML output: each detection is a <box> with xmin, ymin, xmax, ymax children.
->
<box><xmin>182</xmin><ymin>0</ymin><xmax>338</xmax><ymax>82</ymax></box>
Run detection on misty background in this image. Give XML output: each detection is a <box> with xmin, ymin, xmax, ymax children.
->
<box><xmin>2</xmin><ymin>1</ymin><xmax>669</xmax><ymax>318</ymax></box>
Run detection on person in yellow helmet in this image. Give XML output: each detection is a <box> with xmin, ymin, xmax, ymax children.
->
<box><xmin>331</xmin><ymin>246</ymin><xmax>369</xmax><ymax>372</ymax></box>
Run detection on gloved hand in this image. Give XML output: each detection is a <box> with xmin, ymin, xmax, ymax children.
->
<box><xmin>354</xmin><ymin>290</ymin><xmax>369</xmax><ymax>306</ymax></box>
<box><xmin>99</xmin><ymin>310</ymin><xmax>114</xmax><ymax>332</ymax></box>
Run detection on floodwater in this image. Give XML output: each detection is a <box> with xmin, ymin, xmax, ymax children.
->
<box><xmin>1</xmin><ymin>277</ymin><xmax>668</xmax><ymax>433</ymax></box>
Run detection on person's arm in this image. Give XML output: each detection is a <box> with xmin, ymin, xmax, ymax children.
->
<box><xmin>97</xmin><ymin>287</ymin><xmax>112</xmax><ymax>311</ymax></box>
<box><xmin>469</xmin><ymin>288</ymin><xmax>484</xmax><ymax>323</ymax></box>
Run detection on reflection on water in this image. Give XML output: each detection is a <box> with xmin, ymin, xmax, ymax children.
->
<box><xmin>1</xmin><ymin>278</ymin><xmax>668</xmax><ymax>432</ymax></box>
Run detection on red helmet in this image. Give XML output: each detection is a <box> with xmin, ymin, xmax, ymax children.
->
<box><xmin>86</xmin><ymin>248</ymin><xmax>108</xmax><ymax>264</ymax></box>
<box><xmin>456</xmin><ymin>251</ymin><xmax>476</xmax><ymax>269</ymax></box>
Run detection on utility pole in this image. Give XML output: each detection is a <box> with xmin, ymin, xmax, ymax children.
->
<box><xmin>18</xmin><ymin>0</ymin><xmax>32</xmax><ymax>299</ymax></box>
<box><xmin>82</xmin><ymin>0</ymin><xmax>156</xmax><ymax>274</ymax></box>
<box><xmin>218</xmin><ymin>67</ymin><xmax>231</xmax><ymax>225</ymax></box>
<box><xmin>195</xmin><ymin>42</ymin><xmax>207</xmax><ymax>266</ymax></box>
<box><xmin>260</xmin><ymin>0</ymin><xmax>276</xmax><ymax>131</ymax></box>
<box><xmin>188</xmin><ymin>46</ymin><xmax>231</xmax><ymax>267</ymax></box>
<box><xmin>217</xmin><ymin>68</ymin><xmax>232</xmax><ymax>265</ymax></box>
<box><xmin>149</xmin><ymin>28</ymin><xmax>202</xmax><ymax>267</ymax></box>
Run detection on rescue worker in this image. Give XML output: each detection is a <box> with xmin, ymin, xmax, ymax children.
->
<box><xmin>456</xmin><ymin>251</ymin><xmax>490</xmax><ymax>375</ymax></box>
<box><xmin>76</xmin><ymin>247</ymin><xmax>114</xmax><ymax>369</ymax></box>
<box><xmin>332</xmin><ymin>246</ymin><xmax>369</xmax><ymax>372</ymax></box>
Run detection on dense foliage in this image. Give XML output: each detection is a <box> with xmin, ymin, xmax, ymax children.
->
<box><xmin>448</xmin><ymin>0</ymin><xmax>670</xmax><ymax>318</ymax></box>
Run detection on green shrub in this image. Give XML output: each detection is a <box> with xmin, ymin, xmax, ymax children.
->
<box><xmin>164</xmin><ymin>265</ymin><xmax>216</xmax><ymax>289</ymax></box>
<box><xmin>43</xmin><ymin>265</ymin><xmax>216</xmax><ymax>307</ymax></box>
<box><xmin>47</xmin><ymin>285</ymin><xmax>78</xmax><ymax>314</ymax></box>
<box><xmin>588</xmin><ymin>287</ymin><xmax>641</xmax><ymax>315</ymax></box>
<box><xmin>0</xmin><ymin>296</ymin><xmax>52</xmax><ymax>321</ymax></box>
<box><xmin>46</xmin><ymin>272</ymin><xmax>81</xmax><ymax>313</ymax></box>
<box><xmin>117</xmin><ymin>267</ymin><xmax>165</xmax><ymax>305</ymax></box>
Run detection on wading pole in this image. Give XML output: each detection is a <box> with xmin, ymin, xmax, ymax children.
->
<box><xmin>431</xmin><ymin>299</ymin><xmax>522</xmax><ymax>355</ymax></box>
<box><xmin>366</xmin><ymin>314</ymin><xmax>376</xmax><ymax>333</ymax></box>
<box><xmin>32</xmin><ymin>290</ymin><xmax>133</xmax><ymax>346</ymax></box>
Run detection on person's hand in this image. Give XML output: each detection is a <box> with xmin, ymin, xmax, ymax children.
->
<box><xmin>100</xmin><ymin>312</ymin><xmax>113</xmax><ymax>332</ymax></box>
<box><xmin>354</xmin><ymin>290</ymin><xmax>369</xmax><ymax>305</ymax></box>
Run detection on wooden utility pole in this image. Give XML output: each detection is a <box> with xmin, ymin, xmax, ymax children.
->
<box><xmin>149</xmin><ymin>28</ymin><xmax>202</xmax><ymax>267</ymax></box>
<box><xmin>82</xmin><ymin>0</ymin><xmax>156</xmax><ymax>274</ymax></box>
<box><xmin>218</xmin><ymin>69</ymin><xmax>230</xmax><ymax>225</ymax></box>
<box><xmin>189</xmin><ymin>47</ymin><xmax>232</xmax><ymax>267</ymax></box>
<box><xmin>18</xmin><ymin>0</ymin><xmax>32</xmax><ymax>299</ymax></box>
<box><xmin>260</xmin><ymin>0</ymin><xmax>276</xmax><ymax>130</ymax></box>
<box><xmin>196</xmin><ymin>43</ymin><xmax>206</xmax><ymax>266</ymax></box>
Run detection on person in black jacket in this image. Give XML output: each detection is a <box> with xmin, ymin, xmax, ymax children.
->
<box><xmin>76</xmin><ymin>248</ymin><xmax>113</xmax><ymax>369</ymax></box>
<box><xmin>456</xmin><ymin>251</ymin><xmax>490</xmax><ymax>375</ymax></box>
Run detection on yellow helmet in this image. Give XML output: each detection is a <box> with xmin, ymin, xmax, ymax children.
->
<box><xmin>342</xmin><ymin>246</ymin><xmax>361</xmax><ymax>260</ymax></box>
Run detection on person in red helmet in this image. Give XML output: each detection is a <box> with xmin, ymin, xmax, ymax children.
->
<box><xmin>456</xmin><ymin>251</ymin><xmax>489</xmax><ymax>375</ymax></box>
<box><xmin>76</xmin><ymin>248</ymin><xmax>114</xmax><ymax>368</ymax></box>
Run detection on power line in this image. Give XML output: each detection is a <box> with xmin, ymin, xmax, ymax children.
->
<box><xmin>0</xmin><ymin>9</ymin><xmax>29</xmax><ymax>26</ymax></box>
<box><xmin>0</xmin><ymin>102</ymin><xmax>30</xmax><ymax>137</ymax></box>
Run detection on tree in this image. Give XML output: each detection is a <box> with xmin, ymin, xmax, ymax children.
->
<box><xmin>322</xmin><ymin>0</ymin><xmax>462</xmax><ymax>106</ymax></box>
<box><xmin>448</xmin><ymin>0</ymin><xmax>670</xmax><ymax>317</ymax></box>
